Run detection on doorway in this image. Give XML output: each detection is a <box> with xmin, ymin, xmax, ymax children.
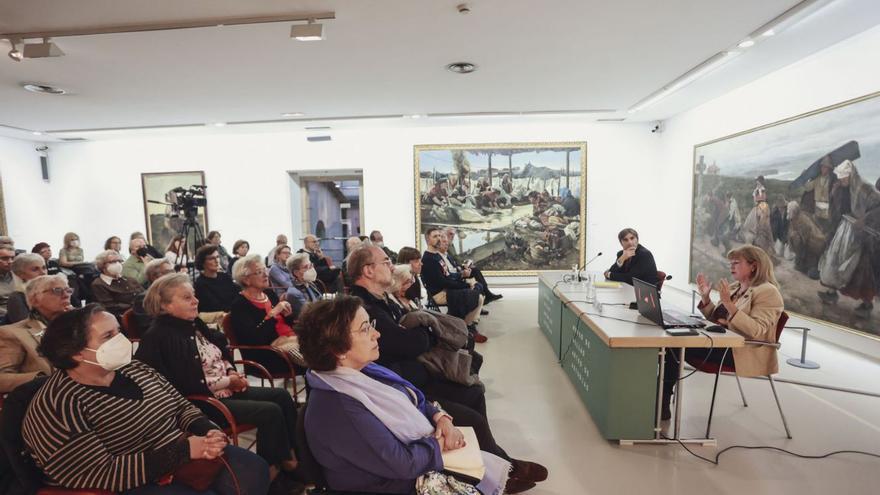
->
<box><xmin>289</xmin><ymin>170</ymin><xmax>364</xmax><ymax>265</ymax></box>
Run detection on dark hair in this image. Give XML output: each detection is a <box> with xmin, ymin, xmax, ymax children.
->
<box><xmin>232</xmin><ymin>239</ymin><xmax>249</xmax><ymax>254</ymax></box>
<box><xmin>297</xmin><ymin>295</ymin><xmax>363</xmax><ymax>371</ymax></box>
<box><xmin>424</xmin><ymin>227</ymin><xmax>443</xmax><ymax>240</ymax></box>
<box><xmin>369</xmin><ymin>230</ymin><xmax>381</xmax><ymax>241</ymax></box>
<box><xmin>38</xmin><ymin>303</ymin><xmax>106</xmax><ymax>370</ymax></box>
<box><xmin>617</xmin><ymin>228</ymin><xmax>639</xmax><ymax>242</ymax></box>
<box><xmin>103</xmin><ymin>236</ymin><xmax>121</xmax><ymax>250</ymax></box>
<box><xmin>396</xmin><ymin>246</ymin><xmax>421</xmax><ymax>265</ymax></box>
<box><xmin>207</xmin><ymin>231</ymin><xmax>221</xmax><ymax>241</ymax></box>
<box><xmin>347</xmin><ymin>245</ymin><xmax>376</xmax><ymax>281</ymax></box>
<box><xmin>31</xmin><ymin>242</ymin><xmax>50</xmax><ymax>254</ymax></box>
<box><xmin>194</xmin><ymin>244</ymin><xmax>219</xmax><ymax>270</ymax></box>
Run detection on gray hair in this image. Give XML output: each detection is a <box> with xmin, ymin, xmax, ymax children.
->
<box><xmin>345</xmin><ymin>236</ymin><xmax>363</xmax><ymax>252</ymax></box>
<box><xmin>11</xmin><ymin>253</ymin><xmax>45</xmax><ymax>277</ymax></box>
<box><xmin>143</xmin><ymin>273</ymin><xmax>191</xmax><ymax>316</ymax></box>
<box><xmin>25</xmin><ymin>274</ymin><xmax>68</xmax><ymax>307</ymax></box>
<box><xmin>145</xmin><ymin>258</ymin><xmax>174</xmax><ymax>282</ymax></box>
<box><xmin>286</xmin><ymin>252</ymin><xmax>310</xmax><ymax>274</ymax></box>
<box><xmin>94</xmin><ymin>249</ymin><xmax>121</xmax><ymax>272</ymax></box>
<box><xmin>389</xmin><ymin>264</ymin><xmax>413</xmax><ymax>294</ymax></box>
<box><xmin>233</xmin><ymin>253</ymin><xmax>264</xmax><ymax>285</ymax></box>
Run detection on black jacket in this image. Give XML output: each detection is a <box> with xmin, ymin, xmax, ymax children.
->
<box><xmin>348</xmin><ymin>284</ymin><xmax>432</xmax><ymax>387</ymax></box>
<box><xmin>135</xmin><ymin>314</ymin><xmax>234</xmax><ymax>398</ymax></box>
<box><xmin>228</xmin><ymin>291</ymin><xmax>294</xmax><ymax>373</ymax></box>
<box><xmin>607</xmin><ymin>244</ymin><xmax>659</xmax><ymax>286</ymax></box>
<box><xmin>420</xmin><ymin>251</ymin><xmax>468</xmax><ymax>296</ymax></box>
<box><xmin>194</xmin><ymin>272</ymin><xmax>240</xmax><ymax>312</ymax></box>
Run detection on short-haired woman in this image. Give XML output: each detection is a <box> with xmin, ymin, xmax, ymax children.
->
<box><xmin>229</xmin><ymin>255</ymin><xmax>299</xmax><ymax>373</ymax></box>
<box><xmin>135</xmin><ymin>274</ymin><xmax>302</xmax><ymax>490</ymax></box>
<box><xmin>229</xmin><ymin>239</ymin><xmax>250</xmax><ymax>273</ymax></box>
<box><xmin>206</xmin><ymin>231</ymin><xmax>231</xmax><ymax>272</ymax></box>
<box><xmin>23</xmin><ymin>304</ymin><xmax>269</xmax><ymax>494</ymax></box>
<box><xmin>284</xmin><ymin>252</ymin><xmax>322</xmax><ymax>318</ymax></box>
<box><xmin>397</xmin><ymin>246</ymin><xmax>424</xmax><ymax>303</ymax></box>
<box><xmin>6</xmin><ymin>253</ymin><xmax>48</xmax><ymax>323</ymax></box>
<box><xmin>268</xmin><ymin>245</ymin><xmax>294</xmax><ymax>297</ymax></box>
<box><xmin>298</xmin><ymin>296</ymin><xmax>547</xmax><ymax>494</ymax></box>
<box><xmin>193</xmin><ymin>244</ymin><xmax>239</xmax><ymax>313</ymax></box>
<box><xmin>661</xmin><ymin>244</ymin><xmax>785</xmax><ymax>420</ymax></box>
<box><xmin>103</xmin><ymin>236</ymin><xmax>122</xmax><ymax>253</ymax></box>
<box><xmin>90</xmin><ymin>250</ymin><xmax>142</xmax><ymax>319</ymax></box>
<box><xmin>388</xmin><ymin>264</ymin><xmax>419</xmax><ymax>313</ymax></box>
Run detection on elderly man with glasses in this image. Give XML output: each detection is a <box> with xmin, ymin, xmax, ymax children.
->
<box><xmin>0</xmin><ymin>274</ymin><xmax>74</xmax><ymax>393</ymax></box>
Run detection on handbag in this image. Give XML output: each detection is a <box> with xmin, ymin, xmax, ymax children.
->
<box><xmin>272</xmin><ymin>335</ymin><xmax>308</xmax><ymax>367</ymax></box>
<box><xmin>171</xmin><ymin>456</ymin><xmax>239</xmax><ymax>494</ymax></box>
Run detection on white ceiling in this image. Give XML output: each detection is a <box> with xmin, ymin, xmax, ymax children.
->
<box><xmin>0</xmin><ymin>0</ymin><xmax>878</xmax><ymax>139</ymax></box>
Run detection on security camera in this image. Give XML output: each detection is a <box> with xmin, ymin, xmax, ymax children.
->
<box><xmin>650</xmin><ymin>121</ymin><xmax>663</xmax><ymax>134</ymax></box>
<box><xmin>35</xmin><ymin>145</ymin><xmax>49</xmax><ymax>152</ymax></box>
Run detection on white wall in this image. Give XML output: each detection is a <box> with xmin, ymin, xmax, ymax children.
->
<box><xmin>659</xmin><ymin>24</ymin><xmax>880</xmax><ymax>354</ymax></box>
<box><xmin>0</xmin><ymin>120</ymin><xmax>663</xmax><ymax>268</ymax></box>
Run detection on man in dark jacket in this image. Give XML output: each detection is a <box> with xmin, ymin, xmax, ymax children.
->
<box><xmin>604</xmin><ymin>228</ymin><xmax>659</xmax><ymax>287</ymax></box>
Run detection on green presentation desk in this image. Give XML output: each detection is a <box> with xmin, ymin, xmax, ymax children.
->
<box><xmin>538</xmin><ymin>272</ymin><xmax>743</xmax><ymax>444</ymax></box>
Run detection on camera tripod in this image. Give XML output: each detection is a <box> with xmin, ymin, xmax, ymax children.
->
<box><xmin>175</xmin><ymin>215</ymin><xmax>205</xmax><ymax>278</ymax></box>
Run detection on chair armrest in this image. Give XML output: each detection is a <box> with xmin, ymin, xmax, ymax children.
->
<box><xmin>186</xmin><ymin>394</ymin><xmax>241</xmax><ymax>445</ymax></box>
<box><xmin>234</xmin><ymin>360</ymin><xmax>274</xmax><ymax>386</ymax></box>
<box><xmin>228</xmin><ymin>345</ymin><xmax>298</xmax><ymax>380</ymax></box>
<box><xmin>744</xmin><ymin>340</ymin><xmax>781</xmax><ymax>349</ymax></box>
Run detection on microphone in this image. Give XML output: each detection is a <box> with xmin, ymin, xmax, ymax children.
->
<box><xmin>577</xmin><ymin>252</ymin><xmax>603</xmax><ymax>281</ymax></box>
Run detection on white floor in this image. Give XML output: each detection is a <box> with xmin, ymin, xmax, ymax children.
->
<box><xmin>475</xmin><ymin>287</ymin><xmax>880</xmax><ymax>495</ymax></box>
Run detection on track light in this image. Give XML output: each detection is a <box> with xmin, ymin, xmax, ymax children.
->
<box><xmin>22</xmin><ymin>39</ymin><xmax>65</xmax><ymax>58</ymax></box>
<box><xmin>291</xmin><ymin>19</ymin><xmax>324</xmax><ymax>41</ymax></box>
<box><xmin>6</xmin><ymin>39</ymin><xmax>22</xmax><ymax>61</ymax></box>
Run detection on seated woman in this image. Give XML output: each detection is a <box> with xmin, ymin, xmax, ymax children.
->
<box><xmin>193</xmin><ymin>245</ymin><xmax>239</xmax><ymax>313</ymax></box>
<box><xmin>6</xmin><ymin>253</ymin><xmax>48</xmax><ymax>324</ymax></box>
<box><xmin>135</xmin><ymin>273</ymin><xmax>302</xmax><ymax>489</ymax></box>
<box><xmin>388</xmin><ymin>264</ymin><xmax>420</xmax><ymax>312</ymax></box>
<box><xmin>57</xmin><ymin>232</ymin><xmax>84</xmax><ymax>269</ymax></box>
<box><xmin>163</xmin><ymin>235</ymin><xmax>185</xmax><ymax>265</ymax></box>
<box><xmin>662</xmin><ymin>244</ymin><xmax>784</xmax><ymax>420</ymax></box>
<box><xmin>268</xmin><ymin>245</ymin><xmax>294</xmax><ymax>297</ymax></box>
<box><xmin>59</xmin><ymin>231</ymin><xmax>98</xmax><ymax>303</ymax></box>
<box><xmin>31</xmin><ymin>243</ymin><xmax>61</xmax><ymax>276</ymax></box>
<box><xmin>298</xmin><ymin>296</ymin><xmax>547</xmax><ymax>495</ymax></box>
<box><xmin>285</xmin><ymin>253</ymin><xmax>322</xmax><ymax>318</ymax></box>
<box><xmin>90</xmin><ymin>249</ymin><xmax>143</xmax><ymax>319</ymax></box>
<box><xmin>229</xmin><ymin>239</ymin><xmax>250</xmax><ymax>273</ymax></box>
<box><xmin>103</xmin><ymin>236</ymin><xmax>122</xmax><ymax>253</ymax></box>
<box><xmin>22</xmin><ymin>304</ymin><xmax>269</xmax><ymax>494</ymax></box>
<box><xmin>230</xmin><ymin>254</ymin><xmax>303</xmax><ymax>372</ymax></box>
<box><xmin>396</xmin><ymin>246</ymin><xmax>424</xmax><ymax>304</ymax></box>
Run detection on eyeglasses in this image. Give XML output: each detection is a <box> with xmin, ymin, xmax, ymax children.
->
<box><xmin>247</xmin><ymin>269</ymin><xmax>267</xmax><ymax>277</ymax></box>
<box><xmin>367</xmin><ymin>258</ymin><xmax>393</xmax><ymax>267</ymax></box>
<box><xmin>0</xmin><ymin>256</ymin><xmax>14</xmax><ymax>262</ymax></box>
<box><xmin>42</xmin><ymin>287</ymin><xmax>74</xmax><ymax>296</ymax></box>
<box><xmin>352</xmin><ymin>319</ymin><xmax>377</xmax><ymax>337</ymax></box>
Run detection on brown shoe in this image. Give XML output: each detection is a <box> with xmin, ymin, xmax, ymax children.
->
<box><xmin>504</xmin><ymin>477</ymin><xmax>536</xmax><ymax>494</ymax></box>
<box><xmin>473</xmin><ymin>331</ymin><xmax>488</xmax><ymax>343</ymax></box>
<box><xmin>510</xmin><ymin>459</ymin><xmax>548</xmax><ymax>482</ymax></box>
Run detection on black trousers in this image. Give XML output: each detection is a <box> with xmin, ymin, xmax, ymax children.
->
<box><xmin>434</xmin><ymin>398</ymin><xmax>510</xmax><ymax>462</ymax></box>
<box><xmin>662</xmin><ymin>347</ymin><xmax>734</xmax><ymax>397</ymax></box>
<box><xmin>468</xmin><ymin>268</ymin><xmax>492</xmax><ymax>298</ymax></box>
<box><xmin>423</xmin><ymin>379</ymin><xmax>487</xmax><ymax>419</ymax></box>
<box><xmin>214</xmin><ymin>386</ymin><xmax>299</xmax><ymax>466</ymax></box>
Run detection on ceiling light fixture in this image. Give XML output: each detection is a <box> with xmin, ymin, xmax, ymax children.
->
<box><xmin>281</xmin><ymin>112</ymin><xmax>305</xmax><ymax>117</ymax></box>
<box><xmin>738</xmin><ymin>39</ymin><xmax>755</xmax><ymax>48</ymax></box>
<box><xmin>762</xmin><ymin>29</ymin><xmax>776</xmax><ymax>37</ymax></box>
<box><xmin>291</xmin><ymin>19</ymin><xmax>324</xmax><ymax>41</ymax></box>
<box><xmin>22</xmin><ymin>83</ymin><xmax>67</xmax><ymax>95</ymax></box>
<box><xmin>210</xmin><ymin>122</ymin><xmax>227</xmax><ymax>127</ymax></box>
<box><xmin>6</xmin><ymin>38</ymin><xmax>21</xmax><ymax>61</ymax></box>
<box><xmin>446</xmin><ymin>62</ymin><xmax>477</xmax><ymax>74</ymax></box>
<box><xmin>22</xmin><ymin>38</ymin><xmax>64</xmax><ymax>58</ymax></box>
<box><xmin>32</xmin><ymin>131</ymin><xmax>42</xmax><ymax>136</ymax></box>
<box><xmin>628</xmin><ymin>51</ymin><xmax>739</xmax><ymax>114</ymax></box>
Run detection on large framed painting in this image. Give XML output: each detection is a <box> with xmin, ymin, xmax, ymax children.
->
<box><xmin>141</xmin><ymin>171</ymin><xmax>208</xmax><ymax>255</ymax></box>
<box><xmin>414</xmin><ymin>142</ymin><xmax>587</xmax><ymax>275</ymax></box>
<box><xmin>690</xmin><ymin>91</ymin><xmax>880</xmax><ymax>338</ymax></box>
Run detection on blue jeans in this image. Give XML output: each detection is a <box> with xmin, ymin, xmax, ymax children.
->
<box><xmin>125</xmin><ymin>446</ymin><xmax>269</xmax><ymax>495</ymax></box>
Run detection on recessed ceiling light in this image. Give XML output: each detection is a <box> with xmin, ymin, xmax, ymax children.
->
<box><xmin>407</xmin><ymin>114</ymin><xmax>425</xmax><ymax>119</ymax></box>
<box><xmin>282</xmin><ymin>112</ymin><xmax>305</xmax><ymax>117</ymax></box>
<box><xmin>32</xmin><ymin>131</ymin><xmax>42</xmax><ymax>135</ymax></box>
<box><xmin>305</xmin><ymin>126</ymin><xmax>331</xmax><ymax>130</ymax></box>
<box><xmin>22</xmin><ymin>83</ymin><xmax>67</xmax><ymax>95</ymax></box>
<box><xmin>446</xmin><ymin>62</ymin><xmax>477</xmax><ymax>74</ymax></box>
<box><xmin>762</xmin><ymin>29</ymin><xmax>775</xmax><ymax>37</ymax></box>
<box><xmin>738</xmin><ymin>39</ymin><xmax>755</xmax><ymax>48</ymax></box>
<box><xmin>211</xmin><ymin>122</ymin><xmax>227</xmax><ymax>127</ymax></box>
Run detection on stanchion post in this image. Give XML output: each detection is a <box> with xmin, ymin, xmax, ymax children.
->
<box><xmin>785</xmin><ymin>326</ymin><xmax>820</xmax><ymax>369</ymax></box>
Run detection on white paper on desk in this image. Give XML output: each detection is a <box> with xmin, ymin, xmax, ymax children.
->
<box><xmin>441</xmin><ymin>426</ymin><xmax>485</xmax><ymax>480</ymax></box>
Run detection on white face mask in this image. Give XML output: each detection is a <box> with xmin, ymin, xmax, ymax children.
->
<box><xmin>303</xmin><ymin>267</ymin><xmax>318</xmax><ymax>282</ymax></box>
<box><xmin>83</xmin><ymin>333</ymin><xmax>132</xmax><ymax>371</ymax></box>
<box><xmin>375</xmin><ymin>241</ymin><xmax>384</xmax><ymax>248</ymax></box>
<box><xmin>71</xmin><ymin>240</ymin><xmax>80</xmax><ymax>248</ymax></box>
<box><xmin>106</xmin><ymin>262</ymin><xmax>123</xmax><ymax>277</ymax></box>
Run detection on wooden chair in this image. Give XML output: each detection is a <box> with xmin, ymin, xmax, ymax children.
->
<box><xmin>656</xmin><ymin>271</ymin><xmax>672</xmax><ymax>291</ymax></box>
<box><xmin>120</xmin><ymin>309</ymin><xmax>139</xmax><ymax>341</ymax></box>
<box><xmin>686</xmin><ymin>311</ymin><xmax>792</xmax><ymax>439</ymax></box>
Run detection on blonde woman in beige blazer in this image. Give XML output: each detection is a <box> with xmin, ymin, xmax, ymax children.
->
<box><xmin>0</xmin><ymin>274</ymin><xmax>73</xmax><ymax>393</ymax></box>
<box><xmin>660</xmin><ymin>245</ymin><xmax>784</xmax><ymax>420</ymax></box>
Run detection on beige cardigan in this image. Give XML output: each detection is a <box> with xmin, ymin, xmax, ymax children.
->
<box><xmin>699</xmin><ymin>282</ymin><xmax>784</xmax><ymax>377</ymax></box>
<box><xmin>0</xmin><ymin>317</ymin><xmax>52</xmax><ymax>393</ymax></box>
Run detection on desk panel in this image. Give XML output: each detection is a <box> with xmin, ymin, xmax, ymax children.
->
<box><xmin>538</xmin><ymin>277</ymin><xmax>563</xmax><ymax>358</ymax></box>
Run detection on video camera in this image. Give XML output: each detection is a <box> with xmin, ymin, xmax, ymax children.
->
<box><xmin>165</xmin><ymin>185</ymin><xmax>207</xmax><ymax>219</ymax></box>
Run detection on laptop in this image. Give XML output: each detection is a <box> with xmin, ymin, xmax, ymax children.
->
<box><xmin>633</xmin><ymin>278</ymin><xmax>705</xmax><ymax>329</ymax></box>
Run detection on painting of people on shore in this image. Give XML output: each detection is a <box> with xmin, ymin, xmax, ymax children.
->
<box><xmin>690</xmin><ymin>91</ymin><xmax>880</xmax><ymax>336</ymax></box>
<box><xmin>415</xmin><ymin>142</ymin><xmax>586</xmax><ymax>274</ymax></box>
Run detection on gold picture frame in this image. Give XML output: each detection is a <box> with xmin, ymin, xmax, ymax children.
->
<box><xmin>141</xmin><ymin>171</ymin><xmax>208</xmax><ymax>255</ymax></box>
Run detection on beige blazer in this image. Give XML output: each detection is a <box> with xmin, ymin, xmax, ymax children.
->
<box><xmin>0</xmin><ymin>317</ymin><xmax>52</xmax><ymax>393</ymax></box>
<box><xmin>699</xmin><ymin>282</ymin><xmax>784</xmax><ymax>377</ymax></box>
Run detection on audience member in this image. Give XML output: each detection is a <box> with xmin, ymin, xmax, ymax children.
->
<box><xmin>285</xmin><ymin>253</ymin><xmax>322</xmax><ymax>318</ymax></box>
<box><xmin>604</xmin><ymin>227</ymin><xmax>659</xmax><ymax>286</ymax></box>
<box><xmin>421</xmin><ymin>228</ymin><xmax>486</xmax><ymax>338</ymax></box>
<box><xmin>298</xmin><ymin>296</ymin><xmax>547</xmax><ymax>494</ymax></box>
<box><xmin>31</xmin><ymin>242</ymin><xmax>61</xmax><ymax>275</ymax></box>
<box><xmin>6</xmin><ymin>254</ymin><xmax>48</xmax><ymax>324</ymax></box>
<box><xmin>662</xmin><ymin>245</ymin><xmax>784</xmax><ymax>420</ymax></box>
<box><xmin>443</xmin><ymin>227</ymin><xmax>502</xmax><ymax>303</ymax></box>
<box><xmin>131</xmin><ymin>258</ymin><xmax>175</xmax><ymax>337</ymax></box>
<box><xmin>229</xmin><ymin>255</ymin><xmax>299</xmax><ymax>373</ymax></box>
<box><xmin>23</xmin><ymin>304</ymin><xmax>269</xmax><ymax>494</ymax></box>
<box><xmin>207</xmin><ymin>231</ymin><xmax>231</xmax><ymax>272</ymax></box>
<box><xmin>193</xmin><ymin>245</ymin><xmax>239</xmax><ymax>313</ymax></box>
<box><xmin>0</xmin><ymin>236</ymin><xmax>12</xmax><ymax>250</ymax></box>
<box><xmin>135</xmin><ymin>274</ymin><xmax>302</xmax><ymax>489</ymax></box>
<box><xmin>341</xmin><ymin>237</ymin><xmax>363</xmax><ymax>287</ymax></box>
<box><xmin>388</xmin><ymin>264</ymin><xmax>419</xmax><ymax>312</ymax></box>
<box><xmin>348</xmin><ymin>246</ymin><xmax>489</xmax><ymax>414</ymax></box>
<box><xmin>397</xmin><ymin>246</ymin><xmax>424</xmax><ymax>303</ymax></box>
<box><xmin>0</xmin><ymin>247</ymin><xmax>18</xmax><ymax>323</ymax></box>
<box><xmin>91</xmin><ymin>250</ymin><xmax>142</xmax><ymax>319</ymax></box>
<box><xmin>163</xmin><ymin>235</ymin><xmax>185</xmax><ymax>265</ymax></box>
<box><xmin>298</xmin><ymin>235</ymin><xmax>342</xmax><ymax>293</ymax></box>
<box><xmin>229</xmin><ymin>239</ymin><xmax>249</xmax><ymax>273</ymax></box>
<box><xmin>369</xmin><ymin>230</ymin><xmax>397</xmax><ymax>263</ymax></box>
<box><xmin>57</xmin><ymin>232</ymin><xmax>84</xmax><ymax>268</ymax></box>
<box><xmin>268</xmin><ymin>245</ymin><xmax>294</xmax><ymax>296</ymax></box>
<box><xmin>266</xmin><ymin>234</ymin><xmax>288</xmax><ymax>267</ymax></box>
<box><xmin>129</xmin><ymin>231</ymin><xmax>163</xmax><ymax>259</ymax></box>
<box><xmin>103</xmin><ymin>236</ymin><xmax>122</xmax><ymax>252</ymax></box>
<box><xmin>122</xmin><ymin>237</ymin><xmax>150</xmax><ymax>284</ymax></box>
<box><xmin>0</xmin><ymin>274</ymin><xmax>72</xmax><ymax>393</ymax></box>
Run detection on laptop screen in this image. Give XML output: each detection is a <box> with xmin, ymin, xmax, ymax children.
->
<box><xmin>633</xmin><ymin>278</ymin><xmax>663</xmax><ymax>327</ymax></box>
